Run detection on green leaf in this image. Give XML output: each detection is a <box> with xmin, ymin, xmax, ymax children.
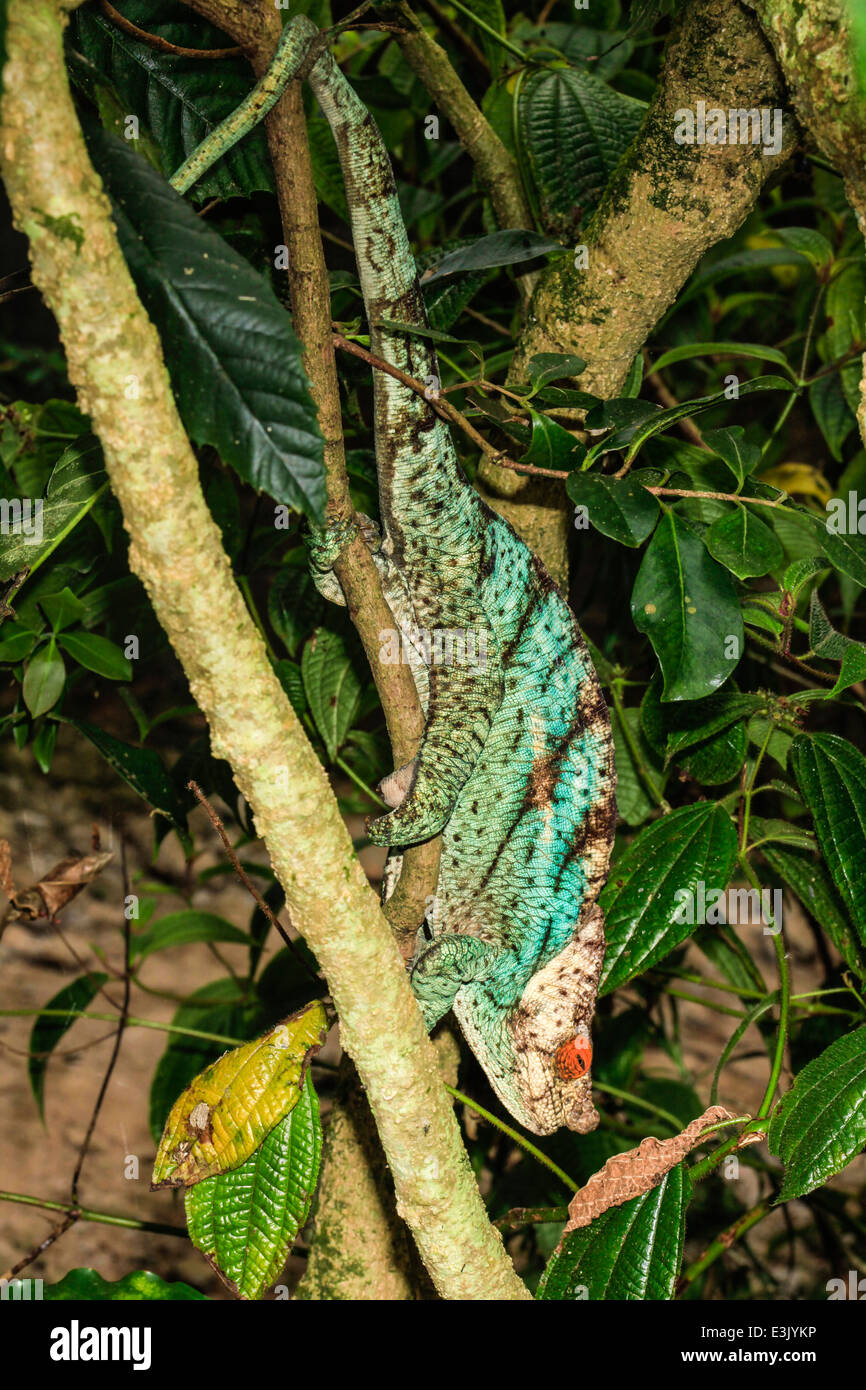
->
<box><xmin>791</xmin><ymin>734</ymin><xmax>866</xmax><ymax>949</ymax></box>
<box><xmin>769</xmin><ymin>1027</ymin><xmax>866</xmax><ymax>1200</ymax></box>
<box><xmin>600</xmin><ymin>803</ymin><xmax>739</xmax><ymax>992</ymax></box>
<box><xmin>71</xmin><ymin>3</ymin><xmax>273</xmax><ymax>201</ymax></box>
<box><xmin>523</xmin><ymin>410</ymin><xmax>583</xmax><ymax>471</ymax></box>
<box><xmin>610</xmin><ymin>705</ymin><xmax>666</xmax><ymax>826</ymax></box>
<box><xmin>301</xmin><ymin>628</ymin><xmax>362</xmax><ymax>763</ymax></box>
<box><xmin>827</xmin><ymin>643</ymin><xmax>866</xmax><ymax>697</ymax></box>
<box><xmin>664</xmin><ymin>691</ymin><xmax>764</xmax><ymax>761</ymax></box>
<box><xmin>762</xmin><ymin>844</ymin><xmax>864</xmax><ymax>978</ymax></box>
<box><xmin>821</xmin><ymin>527</ymin><xmax>866</xmax><ymax>587</ymax></box>
<box><xmin>517</xmin><ymin>68</ymin><xmax>645</xmax><ymax>235</ymax></box>
<box><xmin>771</xmin><ymin>226</ymin><xmax>834</xmax><ymax>269</ymax></box>
<box><xmin>57</xmin><ymin>630</ymin><xmax>132</xmax><ymax>680</ymax></box>
<box><xmin>704</xmin><ymin>506</ymin><xmax>785</xmax><ymax>579</ymax></box>
<box><xmin>130</xmin><ymin>910</ymin><xmax>253</xmax><ymax>963</ymax></box>
<box><xmin>631</xmin><ymin>513</ymin><xmax>743</xmax><ymax>701</ymax></box>
<box><xmin>67</xmin><ymin>718</ymin><xmax>188</xmax><ymax>835</ymax></box>
<box><xmin>40</xmin><ymin>587</ymin><xmax>87</xmax><ymax>632</ymax></box>
<box><xmin>537</xmin><ymin>1167</ymin><xmax>688</xmax><ymax>1300</ymax></box>
<box><xmin>268</xmin><ymin>558</ymin><xmax>328</xmax><ymax>658</ymax></box>
<box><xmin>683</xmin><ymin>720</ymin><xmax>748</xmax><ymax>785</ymax></box>
<box><xmin>185</xmin><ymin>1073</ymin><xmax>322</xmax><ymax>1299</ymax></box>
<box><xmin>29</xmin><ymin>973</ymin><xmax>108</xmax><ymax>1120</ymax></box>
<box><xmin>586</xmin><ymin>376</ymin><xmax>796</xmax><ymax>466</ymax></box>
<box><xmin>43</xmin><ymin>1268</ymin><xmax>207</xmax><ymax>1301</ymax></box>
<box><xmin>525</xmin><ymin>353</ymin><xmax>588</xmax><ymax>392</ymax></box>
<box><xmin>0</xmin><ymin>624</ymin><xmax>38</xmax><ymax>663</ymax></box>
<box><xmin>648</xmin><ymin>341</ymin><xmax>794</xmax><ymax>378</ymax></box>
<box><xmin>87</xmin><ymin>126</ymin><xmax>324</xmax><ymax>519</ymax></box>
<box><xmin>0</xmin><ymin>437</ymin><xmax>107</xmax><ymax>583</ymax></box>
<box><xmin>810</xmin><ymin>372</ymin><xmax>855</xmax><ymax>460</ymax></box>
<box><xmin>567</xmin><ymin>472</ymin><xmax>659</xmax><ymax>547</ymax></box>
<box><xmin>825</xmin><ymin>259</ymin><xmax>866</xmax><ymax>414</ymax></box>
<box><xmin>420</xmin><ymin>229</ymin><xmax>561</xmax><ymax>285</ymax></box>
<box><xmin>746</xmin><ymin>816</ymin><xmax>816</xmax><ymax>852</ymax></box>
<box><xmin>22</xmin><ymin>640</ymin><xmax>65</xmax><ymax>717</ymax></box>
<box><xmin>702</xmin><ymin>426</ymin><xmax>762</xmax><ymax>486</ymax></box>
<box><xmin>809</xmin><ymin>589</ymin><xmax>853</xmax><ymax>659</ymax></box>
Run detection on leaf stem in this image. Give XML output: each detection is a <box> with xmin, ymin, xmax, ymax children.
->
<box><xmin>444</xmin><ymin>1084</ymin><xmax>579</xmax><ymax>1192</ymax></box>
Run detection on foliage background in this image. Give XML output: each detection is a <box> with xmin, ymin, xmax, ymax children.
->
<box><xmin>1</xmin><ymin>0</ymin><xmax>865</xmax><ymax>1300</ymax></box>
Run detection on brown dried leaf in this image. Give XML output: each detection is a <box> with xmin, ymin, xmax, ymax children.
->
<box><xmin>1</xmin><ymin>845</ymin><xmax>113</xmax><ymax>922</ymax></box>
<box><xmin>563</xmin><ymin>1105</ymin><xmax>732</xmax><ymax>1235</ymax></box>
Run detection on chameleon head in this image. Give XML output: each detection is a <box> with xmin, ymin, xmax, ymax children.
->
<box><xmin>501</xmin><ymin>905</ymin><xmax>606</xmax><ymax>1136</ymax></box>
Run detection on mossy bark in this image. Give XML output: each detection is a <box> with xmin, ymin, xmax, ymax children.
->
<box><xmin>744</xmin><ymin>0</ymin><xmax>866</xmax><ymax>445</ymax></box>
<box><xmin>480</xmin><ymin>0</ymin><xmax>793</xmax><ymax>579</ymax></box>
<box><xmin>0</xmin><ymin>0</ymin><xmax>529</xmax><ymax>1301</ymax></box>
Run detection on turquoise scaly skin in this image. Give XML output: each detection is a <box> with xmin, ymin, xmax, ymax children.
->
<box><xmin>173</xmin><ymin>17</ymin><xmax>617</xmax><ymax>1136</ymax></box>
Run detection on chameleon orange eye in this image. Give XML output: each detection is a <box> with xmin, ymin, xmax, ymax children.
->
<box><xmin>554</xmin><ymin>1035</ymin><xmax>592</xmax><ymax>1080</ymax></box>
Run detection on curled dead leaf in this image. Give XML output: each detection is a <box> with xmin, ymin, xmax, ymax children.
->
<box><xmin>561</xmin><ymin>1105</ymin><xmax>732</xmax><ymax>1239</ymax></box>
<box><xmin>0</xmin><ymin>839</ymin><xmax>113</xmax><ymax>925</ymax></box>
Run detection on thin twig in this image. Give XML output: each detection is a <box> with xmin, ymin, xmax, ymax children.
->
<box><xmin>99</xmin><ymin>0</ymin><xmax>242</xmax><ymax>58</ymax></box>
<box><xmin>186</xmin><ymin>780</ymin><xmax>321</xmax><ymax>984</ymax></box>
<box><xmin>333</xmin><ymin>331</ymin><xmax>526</xmax><ymax>471</ymax></box>
<box><xmin>2</xmin><ymin>840</ymin><xmax>134</xmax><ymax>1281</ymax></box>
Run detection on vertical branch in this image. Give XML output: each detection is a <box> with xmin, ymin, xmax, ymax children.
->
<box><xmin>1</xmin><ymin>0</ymin><xmax>528</xmax><ymax>1300</ymax></box>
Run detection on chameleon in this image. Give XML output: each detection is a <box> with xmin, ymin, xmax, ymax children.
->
<box><xmin>171</xmin><ymin>15</ymin><xmax>617</xmax><ymax>1136</ymax></box>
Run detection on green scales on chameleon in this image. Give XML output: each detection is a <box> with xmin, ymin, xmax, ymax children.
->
<box><xmin>171</xmin><ymin>15</ymin><xmax>617</xmax><ymax>1137</ymax></box>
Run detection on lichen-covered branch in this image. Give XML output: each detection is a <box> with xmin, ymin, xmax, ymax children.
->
<box><xmin>389</xmin><ymin>0</ymin><xmax>533</xmax><ymax>232</ymax></box>
<box><xmin>480</xmin><ymin>0</ymin><xmax>793</xmax><ymax>580</ymax></box>
<box><xmin>743</xmin><ymin>0</ymin><xmax>866</xmax><ymax>445</ymax></box>
<box><xmin>0</xmin><ymin>0</ymin><xmax>529</xmax><ymax>1301</ymax></box>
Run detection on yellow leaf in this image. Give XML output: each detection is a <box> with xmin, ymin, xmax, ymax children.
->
<box><xmin>759</xmin><ymin>462</ymin><xmax>833</xmax><ymax>505</ymax></box>
<box><xmin>151</xmin><ymin>1000</ymin><xmax>328</xmax><ymax>1189</ymax></box>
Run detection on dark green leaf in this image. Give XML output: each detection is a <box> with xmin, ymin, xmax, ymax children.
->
<box><xmin>71</xmin><ymin>3</ymin><xmax>273</xmax><ymax>201</ymax></box>
<box><xmin>762</xmin><ymin>844</ymin><xmax>864</xmax><ymax>978</ymax></box>
<box><xmin>58</xmin><ymin>630</ymin><xmax>132</xmax><ymax>680</ymax></box>
<box><xmin>29</xmin><ymin>973</ymin><xmax>108</xmax><ymax>1120</ymax></box>
<box><xmin>517</xmin><ymin>68</ymin><xmax>645</xmax><ymax>235</ymax></box>
<box><xmin>648</xmin><ymin>341</ymin><xmax>794</xmax><ymax>377</ymax></box>
<box><xmin>600</xmin><ymin>803</ymin><xmax>739</xmax><ymax>992</ymax></box>
<box><xmin>704</xmin><ymin>506</ymin><xmax>785</xmax><ymax>579</ymax></box>
<box><xmin>301</xmin><ymin>628</ymin><xmax>362</xmax><ymax>763</ymax></box>
<box><xmin>827</xmin><ymin>643</ymin><xmax>866</xmax><ymax>697</ymax></box>
<box><xmin>40</xmin><ymin>587</ymin><xmax>87</xmax><ymax>632</ymax></box>
<box><xmin>810</xmin><ymin>372</ymin><xmax>855</xmax><ymax>460</ymax></box>
<box><xmin>567</xmin><ymin>472</ymin><xmax>659</xmax><ymax>547</ymax></box>
<box><xmin>610</xmin><ymin>705</ymin><xmax>666</xmax><ymax>826</ymax></box>
<box><xmin>702</xmin><ymin>426</ymin><xmax>762</xmax><ymax>485</ymax></box>
<box><xmin>537</xmin><ymin>1167</ymin><xmax>688</xmax><ymax>1300</ymax></box>
<box><xmin>791</xmin><ymin>734</ymin><xmax>866</xmax><ymax>949</ymax></box>
<box><xmin>0</xmin><ymin>437</ymin><xmax>107</xmax><ymax>584</ymax></box>
<box><xmin>523</xmin><ymin>411</ymin><xmax>583</xmax><ymax>471</ymax></box>
<box><xmin>525</xmin><ymin>353</ymin><xmax>587</xmax><ymax>392</ymax></box>
<box><xmin>631</xmin><ymin>513</ymin><xmax>743</xmax><ymax>701</ymax></box>
<box><xmin>87</xmin><ymin>127</ymin><xmax>324</xmax><ymax>519</ymax></box>
<box><xmin>130</xmin><ymin>910</ymin><xmax>253</xmax><ymax>963</ymax></box>
<box><xmin>22</xmin><ymin>641</ymin><xmax>65</xmax><ymax>717</ymax></box>
<box><xmin>420</xmin><ymin>230</ymin><xmax>561</xmax><ymax>285</ymax></box>
<box><xmin>67</xmin><ymin>718</ymin><xmax>188</xmax><ymax>834</ymax></box>
<box><xmin>769</xmin><ymin>1027</ymin><xmax>866</xmax><ymax>1200</ymax></box>
<box><xmin>821</xmin><ymin>527</ymin><xmax>866</xmax><ymax>587</ymax></box>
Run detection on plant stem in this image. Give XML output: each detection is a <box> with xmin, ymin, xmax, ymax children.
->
<box><xmin>445</xmin><ymin>1084</ymin><xmax>579</xmax><ymax>1193</ymax></box>
<box><xmin>0</xmin><ymin>1189</ymin><xmax>185</xmax><ymax>1238</ymax></box>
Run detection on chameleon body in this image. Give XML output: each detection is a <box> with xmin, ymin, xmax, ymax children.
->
<box><xmin>174</xmin><ymin>17</ymin><xmax>616</xmax><ymax>1136</ymax></box>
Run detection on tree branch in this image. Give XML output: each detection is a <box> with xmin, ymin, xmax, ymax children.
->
<box><xmin>0</xmin><ymin>0</ymin><xmax>528</xmax><ymax>1301</ymax></box>
<box><xmin>743</xmin><ymin>0</ymin><xmax>866</xmax><ymax>447</ymax></box>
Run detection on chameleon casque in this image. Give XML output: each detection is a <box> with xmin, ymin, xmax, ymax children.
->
<box><xmin>173</xmin><ymin>15</ymin><xmax>617</xmax><ymax>1137</ymax></box>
